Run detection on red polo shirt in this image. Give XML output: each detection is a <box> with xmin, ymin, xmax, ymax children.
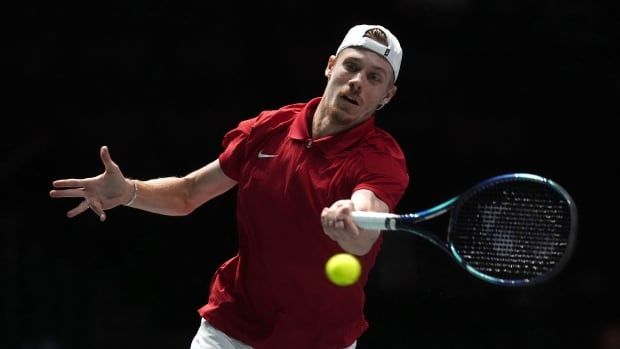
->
<box><xmin>199</xmin><ymin>97</ymin><xmax>409</xmax><ymax>349</ymax></box>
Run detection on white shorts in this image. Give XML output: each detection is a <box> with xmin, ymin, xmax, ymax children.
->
<box><xmin>189</xmin><ymin>318</ymin><xmax>357</xmax><ymax>349</ymax></box>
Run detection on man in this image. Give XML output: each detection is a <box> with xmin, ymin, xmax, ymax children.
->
<box><xmin>50</xmin><ymin>24</ymin><xmax>409</xmax><ymax>349</ymax></box>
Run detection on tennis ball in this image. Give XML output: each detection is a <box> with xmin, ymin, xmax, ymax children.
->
<box><xmin>325</xmin><ymin>253</ymin><xmax>362</xmax><ymax>287</ymax></box>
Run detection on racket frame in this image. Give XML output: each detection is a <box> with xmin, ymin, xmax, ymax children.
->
<box><xmin>352</xmin><ymin>173</ymin><xmax>578</xmax><ymax>286</ymax></box>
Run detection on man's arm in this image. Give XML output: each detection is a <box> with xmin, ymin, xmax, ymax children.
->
<box><xmin>50</xmin><ymin>146</ymin><xmax>236</xmax><ymax>220</ymax></box>
<box><xmin>127</xmin><ymin>159</ymin><xmax>237</xmax><ymax>216</ymax></box>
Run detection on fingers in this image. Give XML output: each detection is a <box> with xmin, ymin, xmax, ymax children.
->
<box><xmin>67</xmin><ymin>200</ymin><xmax>90</xmax><ymax>218</ymax></box>
<box><xmin>323</xmin><ymin>218</ymin><xmax>345</xmax><ymax>229</ymax></box>
<box><xmin>52</xmin><ymin>146</ymin><xmax>112</xmax><ymax>222</ymax></box>
<box><xmin>49</xmin><ymin>187</ymin><xmax>87</xmax><ymax>198</ymax></box>
<box><xmin>342</xmin><ymin>216</ymin><xmax>358</xmax><ymax>231</ymax></box>
<box><xmin>321</xmin><ymin>207</ymin><xmax>359</xmax><ymax>242</ymax></box>
<box><xmin>88</xmin><ymin>199</ymin><xmax>107</xmax><ymax>222</ymax></box>
<box><xmin>52</xmin><ymin>179</ymin><xmax>86</xmax><ymax>188</ymax></box>
<box><xmin>100</xmin><ymin>145</ymin><xmax>110</xmax><ymax>169</ymax></box>
<box><xmin>100</xmin><ymin>145</ymin><xmax>117</xmax><ymax>172</ymax></box>
<box><xmin>66</xmin><ymin>198</ymin><xmax>107</xmax><ymax>221</ymax></box>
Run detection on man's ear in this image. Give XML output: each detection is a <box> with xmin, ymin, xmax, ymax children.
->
<box><xmin>325</xmin><ymin>55</ymin><xmax>336</xmax><ymax>78</ymax></box>
<box><xmin>383</xmin><ymin>85</ymin><xmax>398</xmax><ymax>104</ymax></box>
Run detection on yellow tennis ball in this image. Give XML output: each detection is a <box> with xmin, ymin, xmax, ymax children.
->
<box><xmin>325</xmin><ymin>253</ymin><xmax>362</xmax><ymax>287</ymax></box>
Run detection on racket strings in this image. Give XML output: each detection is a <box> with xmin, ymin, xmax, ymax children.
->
<box><xmin>450</xmin><ymin>182</ymin><xmax>572</xmax><ymax>280</ymax></box>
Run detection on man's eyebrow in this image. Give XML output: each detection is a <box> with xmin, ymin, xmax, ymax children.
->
<box><xmin>343</xmin><ymin>56</ymin><xmax>389</xmax><ymax>75</ymax></box>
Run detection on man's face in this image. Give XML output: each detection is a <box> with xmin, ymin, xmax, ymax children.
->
<box><xmin>322</xmin><ymin>47</ymin><xmax>397</xmax><ymax>125</ymax></box>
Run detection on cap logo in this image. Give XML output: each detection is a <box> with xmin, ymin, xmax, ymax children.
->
<box><xmin>384</xmin><ymin>48</ymin><xmax>390</xmax><ymax>57</ymax></box>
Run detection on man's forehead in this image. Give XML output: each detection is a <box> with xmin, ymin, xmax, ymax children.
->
<box><xmin>337</xmin><ymin>48</ymin><xmax>392</xmax><ymax>73</ymax></box>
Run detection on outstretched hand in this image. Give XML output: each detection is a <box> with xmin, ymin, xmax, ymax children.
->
<box><xmin>50</xmin><ymin>145</ymin><xmax>134</xmax><ymax>221</ymax></box>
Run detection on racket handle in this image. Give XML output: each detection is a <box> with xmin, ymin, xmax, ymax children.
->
<box><xmin>351</xmin><ymin>211</ymin><xmax>399</xmax><ymax>230</ymax></box>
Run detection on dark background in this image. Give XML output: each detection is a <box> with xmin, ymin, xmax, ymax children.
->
<box><xmin>6</xmin><ymin>0</ymin><xmax>617</xmax><ymax>348</ymax></box>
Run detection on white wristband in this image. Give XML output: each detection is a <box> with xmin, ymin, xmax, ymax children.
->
<box><xmin>124</xmin><ymin>180</ymin><xmax>138</xmax><ymax>207</ymax></box>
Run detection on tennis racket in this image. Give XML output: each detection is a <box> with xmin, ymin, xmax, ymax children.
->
<box><xmin>352</xmin><ymin>173</ymin><xmax>578</xmax><ymax>286</ymax></box>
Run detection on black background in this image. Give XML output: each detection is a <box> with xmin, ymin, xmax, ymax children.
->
<box><xmin>7</xmin><ymin>0</ymin><xmax>618</xmax><ymax>348</ymax></box>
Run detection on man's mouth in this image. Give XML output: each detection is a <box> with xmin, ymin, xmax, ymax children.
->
<box><xmin>341</xmin><ymin>95</ymin><xmax>359</xmax><ymax>105</ymax></box>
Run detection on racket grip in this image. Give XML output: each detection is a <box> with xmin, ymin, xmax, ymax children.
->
<box><xmin>351</xmin><ymin>211</ymin><xmax>399</xmax><ymax>230</ymax></box>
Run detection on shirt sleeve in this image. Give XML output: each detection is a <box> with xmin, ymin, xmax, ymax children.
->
<box><xmin>352</xmin><ymin>147</ymin><xmax>409</xmax><ymax>212</ymax></box>
<box><xmin>218</xmin><ymin>118</ymin><xmax>257</xmax><ymax>181</ymax></box>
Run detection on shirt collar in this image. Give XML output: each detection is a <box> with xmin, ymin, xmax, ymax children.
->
<box><xmin>288</xmin><ymin>97</ymin><xmax>376</xmax><ymax>156</ymax></box>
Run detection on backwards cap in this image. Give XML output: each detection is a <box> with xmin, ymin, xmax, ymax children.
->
<box><xmin>336</xmin><ymin>24</ymin><xmax>403</xmax><ymax>81</ymax></box>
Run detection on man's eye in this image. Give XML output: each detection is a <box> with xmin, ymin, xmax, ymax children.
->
<box><xmin>344</xmin><ymin>62</ymin><xmax>357</xmax><ymax>71</ymax></box>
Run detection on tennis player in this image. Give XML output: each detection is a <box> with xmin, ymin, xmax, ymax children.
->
<box><xmin>50</xmin><ymin>24</ymin><xmax>410</xmax><ymax>349</ymax></box>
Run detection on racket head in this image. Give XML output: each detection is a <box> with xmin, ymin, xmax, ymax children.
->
<box><xmin>447</xmin><ymin>173</ymin><xmax>578</xmax><ymax>286</ymax></box>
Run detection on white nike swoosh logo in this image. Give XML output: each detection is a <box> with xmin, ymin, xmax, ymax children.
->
<box><xmin>258</xmin><ymin>150</ymin><xmax>278</xmax><ymax>158</ymax></box>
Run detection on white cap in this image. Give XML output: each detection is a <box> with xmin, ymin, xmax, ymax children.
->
<box><xmin>336</xmin><ymin>24</ymin><xmax>403</xmax><ymax>81</ymax></box>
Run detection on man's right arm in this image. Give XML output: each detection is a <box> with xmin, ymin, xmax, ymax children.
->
<box><xmin>127</xmin><ymin>159</ymin><xmax>237</xmax><ymax>216</ymax></box>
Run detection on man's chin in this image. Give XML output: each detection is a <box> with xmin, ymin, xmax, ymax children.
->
<box><xmin>333</xmin><ymin>101</ymin><xmax>360</xmax><ymax>117</ymax></box>
<box><xmin>331</xmin><ymin>109</ymin><xmax>363</xmax><ymax>125</ymax></box>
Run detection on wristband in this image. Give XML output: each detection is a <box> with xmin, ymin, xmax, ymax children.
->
<box><xmin>124</xmin><ymin>180</ymin><xmax>138</xmax><ymax>206</ymax></box>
